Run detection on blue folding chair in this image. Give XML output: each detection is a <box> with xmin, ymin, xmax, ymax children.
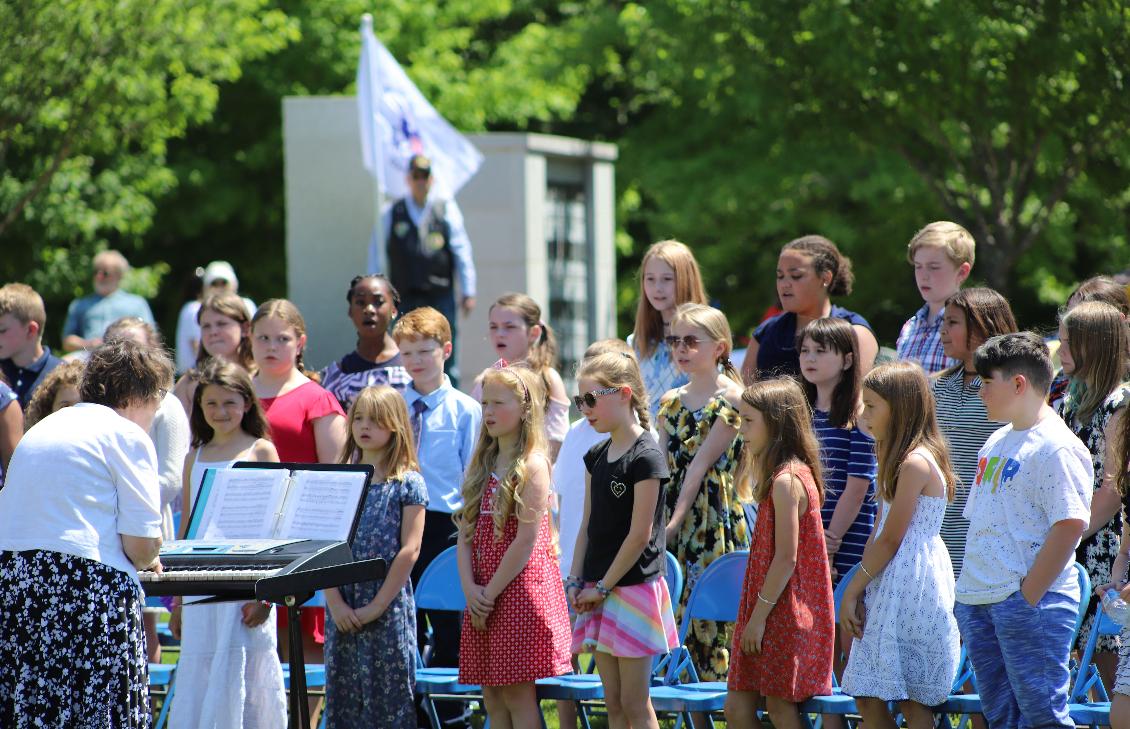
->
<box><xmin>413</xmin><ymin>546</ymin><xmax>487</xmax><ymax>729</ymax></box>
<box><xmin>648</xmin><ymin>551</ymin><xmax>750</xmax><ymax>727</ymax></box>
<box><xmin>798</xmin><ymin>565</ymin><xmax>859</xmax><ymax>727</ymax></box>
<box><xmin>1069</xmin><ymin>587</ymin><xmax>1121</xmax><ymax>728</ymax></box>
<box><xmin>149</xmin><ymin>662</ymin><xmax>177</xmax><ymax>729</ymax></box>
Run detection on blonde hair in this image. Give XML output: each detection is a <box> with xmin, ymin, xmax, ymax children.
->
<box><xmin>583</xmin><ymin>338</ymin><xmax>633</xmax><ymax>360</ymax></box>
<box><xmin>455</xmin><ymin>366</ymin><xmax>547</xmax><ymax>542</ymax></box>
<box><xmin>670</xmin><ymin>303</ymin><xmax>742</xmax><ymax>384</ymax></box>
<box><xmin>1061</xmin><ymin>301</ymin><xmax>1130</xmax><ymax>423</ymax></box>
<box><xmin>739</xmin><ymin>377</ymin><xmax>824</xmax><ymax>504</ymax></box>
<box><xmin>0</xmin><ymin>283</ymin><xmax>47</xmax><ymax>333</ymax></box>
<box><xmin>577</xmin><ymin>351</ymin><xmax>651</xmax><ymax>432</ymax></box>
<box><xmin>393</xmin><ymin>306</ymin><xmax>452</xmax><ymax>345</ymax></box>
<box><xmin>24</xmin><ymin>360</ymin><xmax>84</xmax><ymax>429</ymax></box>
<box><xmin>251</xmin><ymin>299</ymin><xmax>317</xmax><ymax>379</ymax></box>
<box><xmin>906</xmin><ymin>221</ymin><xmax>976</xmax><ymax>268</ymax></box>
<box><xmin>633</xmin><ymin>240</ymin><xmax>708</xmax><ymax>358</ymax></box>
<box><xmin>339</xmin><ymin>386</ymin><xmax>419</xmax><ymax>481</ymax></box>
<box><xmin>862</xmin><ymin>362</ymin><xmax>956</xmax><ymax>503</ymax></box>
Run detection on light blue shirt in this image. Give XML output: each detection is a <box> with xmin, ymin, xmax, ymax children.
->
<box><xmin>63</xmin><ymin>289</ymin><xmax>156</xmax><ymax>341</ymax></box>
<box><xmin>374</xmin><ymin>193</ymin><xmax>477</xmax><ymax>297</ymax></box>
<box><xmin>403</xmin><ymin>376</ymin><xmax>481</xmax><ymax>513</ymax></box>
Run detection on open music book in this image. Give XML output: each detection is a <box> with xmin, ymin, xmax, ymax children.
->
<box><xmin>184</xmin><ymin>466</ymin><xmax>372</xmax><ymax>543</ymax></box>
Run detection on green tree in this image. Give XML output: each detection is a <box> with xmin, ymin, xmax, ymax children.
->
<box><xmin>611</xmin><ymin>0</ymin><xmax>1130</xmax><ymax>340</ymax></box>
<box><xmin>0</xmin><ymin>0</ymin><xmax>297</xmax><ymax>331</ymax></box>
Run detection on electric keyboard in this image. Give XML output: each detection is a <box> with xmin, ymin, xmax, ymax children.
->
<box><xmin>139</xmin><ymin>538</ymin><xmax>384</xmax><ymax>600</ymax></box>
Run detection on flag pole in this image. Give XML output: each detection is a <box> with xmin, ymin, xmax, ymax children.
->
<box><xmin>361</xmin><ymin>13</ymin><xmax>386</xmax><ymax>274</ymax></box>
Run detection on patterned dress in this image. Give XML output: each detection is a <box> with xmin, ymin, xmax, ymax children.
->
<box><xmin>660</xmin><ymin>393</ymin><xmax>750</xmax><ymax>681</ymax></box>
<box><xmin>1057</xmin><ymin>384</ymin><xmax>1130</xmax><ymax>653</ymax></box>
<box><xmin>0</xmin><ymin>550</ymin><xmax>149</xmax><ymax>728</ymax></box>
<box><xmin>629</xmin><ymin>334</ymin><xmax>688</xmax><ymax>422</ymax></box>
<box><xmin>841</xmin><ymin>450</ymin><xmax>960</xmax><ymax>705</ymax></box>
<box><xmin>459</xmin><ymin>474</ymin><xmax>572</xmax><ymax>685</ymax></box>
<box><xmin>324</xmin><ymin>471</ymin><xmax>428</xmax><ymax>729</ymax></box>
<box><xmin>729</xmin><ymin>462</ymin><xmax>834</xmax><ymax>701</ymax></box>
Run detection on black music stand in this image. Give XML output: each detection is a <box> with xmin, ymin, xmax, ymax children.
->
<box><xmin>230</xmin><ymin>462</ymin><xmax>380</xmax><ymax>729</ymax></box>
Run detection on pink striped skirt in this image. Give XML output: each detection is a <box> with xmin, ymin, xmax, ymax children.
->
<box><xmin>571</xmin><ymin>578</ymin><xmax>679</xmax><ymax>658</ymax></box>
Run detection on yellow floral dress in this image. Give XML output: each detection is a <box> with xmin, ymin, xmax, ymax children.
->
<box><xmin>660</xmin><ymin>393</ymin><xmax>750</xmax><ymax>681</ymax></box>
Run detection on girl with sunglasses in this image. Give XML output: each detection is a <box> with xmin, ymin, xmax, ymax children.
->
<box><xmin>657</xmin><ymin>303</ymin><xmax>750</xmax><ymax>686</ymax></box>
<box><xmin>568</xmin><ymin>350</ymin><xmax>678</xmax><ymax>729</ymax></box>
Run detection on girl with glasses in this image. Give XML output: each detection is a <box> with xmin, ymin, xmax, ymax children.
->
<box><xmin>657</xmin><ymin>302</ymin><xmax>749</xmax><ymax>687</ymax></box>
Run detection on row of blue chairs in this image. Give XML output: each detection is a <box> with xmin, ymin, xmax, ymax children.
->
<box><xmin>416</xmin><ymin>548</ymin><xmax>1105</xmax><ymax>729</ymax></box>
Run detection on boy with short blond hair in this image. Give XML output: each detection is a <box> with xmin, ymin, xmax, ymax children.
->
<box><xmin>0</xmin><ymin>283</ymin><xmax>62</xmax><ymax>408</ymax></box>
<box><xmin>392</xmin><ymin>306</ymin><xmax>479</xmax><ymax>724</ymax></box>
<box><xmin>896</xmin><ymin>221</ymin><xmax>975</xmax><ymax>373</ymax></box>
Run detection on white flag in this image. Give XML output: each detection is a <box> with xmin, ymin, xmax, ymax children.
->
<box><xmin>357</xmin><ymin>14</ymin><xmax>483</xmax><ymax>201</ymax></box>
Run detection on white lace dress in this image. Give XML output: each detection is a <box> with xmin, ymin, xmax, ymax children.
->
<box><xmin>840</xmin><ymin>450</ymin><xmax>960</xmax><ymax>705</ymax></box>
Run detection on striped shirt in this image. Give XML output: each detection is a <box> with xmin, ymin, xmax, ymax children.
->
<box><xmin>931</xmin><ymin>365</ymin><xmax>1006</xmax><ymax>577</ymax></box>
<box><xmin>813</xmin><ymin>409</ymin><xmax>878</xmax><ymax>582</ymax></box>
<box><xmin>896</xmin><ymin>304</ymin><xmax>958</xmax><ymax>375</ymax></box>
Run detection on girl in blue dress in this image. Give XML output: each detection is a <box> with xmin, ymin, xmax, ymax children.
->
<box><xmin>324</xmin><ymin>386</ymin><xmax>427</xmax><ymax>728</ymax></box>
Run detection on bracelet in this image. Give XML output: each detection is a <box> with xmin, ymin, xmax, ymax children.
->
<box><xmin>756</xmin><ymin>592</ymin><xmax>776</xmax><ymax>607</ymax></box>
<box><xmin>595</xmin><ymin>580</ymin><xmax>613</xmax><ymax>598</ymax></box>
<box><xmin>564</xmin><ymin>577</ymin><xmax>584</xmax><ymax>591</ymax></box>
<box><xmin>860</xmin><ymin>564</ymin><xmax>876</xmax><ymax>581</ymax></box>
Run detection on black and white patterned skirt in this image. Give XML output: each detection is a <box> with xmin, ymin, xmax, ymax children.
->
<box><xmin>0</xmin><ymin>549</ymin><xmax>150</xmax><ymax>728</ymax></box>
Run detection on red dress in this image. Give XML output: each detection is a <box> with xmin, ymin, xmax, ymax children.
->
<box><xmin>728</xmin><ymin>461</ymin><xmax>833</xmax><ymax>701</ymax></box>
<box><xmin>261</xmin><ymin>380</ymin><xmax>345</xmax><ymax>643</ymax></box>
<box><xmin>458</xmin><ymin>474</ymin><xmax>572</xmax><ymax>686</ymax></box>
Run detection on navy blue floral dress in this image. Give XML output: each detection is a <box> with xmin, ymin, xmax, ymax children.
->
<box><xmin>324</xmin><ymin>471</ymin><xmax>427</xmax><ymax>729</ymax></box>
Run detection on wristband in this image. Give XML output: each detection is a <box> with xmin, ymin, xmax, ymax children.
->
<box><xmin>595</xmin><ymin>580</ymin><xmax>613</xmax><ymax>598</ymax></box>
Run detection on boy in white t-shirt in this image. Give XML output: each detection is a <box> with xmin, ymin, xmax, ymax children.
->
<box><xmin>955</xmin><ymin>332</ymin><xmax>1093</xmax><ymax>728</ymax></box>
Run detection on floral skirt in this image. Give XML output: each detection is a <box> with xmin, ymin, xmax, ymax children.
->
<box><xmin>0</xmin><ymin>549</ymin><xmax>150</xmax><ymax>728</ymax></box>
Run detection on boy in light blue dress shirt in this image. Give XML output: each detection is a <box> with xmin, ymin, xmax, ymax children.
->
<box><xmin>394</xmin><ymin>306</ymin><xmax>480</xmax><ymax>727</ymax></box>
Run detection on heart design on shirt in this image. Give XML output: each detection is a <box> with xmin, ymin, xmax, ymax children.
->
<box><xmin>610</xmin><ymin>480</ymin><xmax>627</xmax><ymax>498</ymax></box>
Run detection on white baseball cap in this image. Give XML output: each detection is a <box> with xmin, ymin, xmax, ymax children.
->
<box><xmin>202</xmin><ymin>260</ymin><xmax>238</xmax><ymax>289</ymax></box>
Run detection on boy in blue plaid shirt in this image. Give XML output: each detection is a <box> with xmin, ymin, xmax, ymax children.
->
<box><xmin>895</xmin><ymin>221</ymin><xmax>974</xmax><ymax>374</ymax></box>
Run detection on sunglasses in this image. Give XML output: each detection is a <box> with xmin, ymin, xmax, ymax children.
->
<box><xmin>573</xmin><ymin>386</ymin><xmax>621</xmax><ymax>410</ymax></box>
<box><xmin>664</xmin><ymin>335</ymin><xmax>704</xmax><ymax>350</ymax></box>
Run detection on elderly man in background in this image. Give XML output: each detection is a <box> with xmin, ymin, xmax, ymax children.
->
<box><xmin>62</xmin><ymin>250</ymin><xmax>155</xmax><ymax>353</ymax></box>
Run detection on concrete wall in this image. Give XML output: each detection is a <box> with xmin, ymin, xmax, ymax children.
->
<box><xmin>283</xmin><ymin>96</ymin><xmax>618</xmax><ymax>389</ymax></box>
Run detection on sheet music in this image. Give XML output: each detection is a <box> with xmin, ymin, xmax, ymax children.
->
<box><xmin>196</xmin><ymin>469</ymin><xmax>290</xmax><ymax>540</ymax></box>
<box><xmin>276</xmin><ymin>470</ymin><xmax>367</xmax><ymax>541</ymax></box>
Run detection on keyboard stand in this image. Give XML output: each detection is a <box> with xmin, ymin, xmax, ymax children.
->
<box><xmin>256</xmin><ymin>558</ymin><xmax>389</xmax><ymax>729</ymax></box>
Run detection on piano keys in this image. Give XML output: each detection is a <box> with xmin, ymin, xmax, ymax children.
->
<box><xmin>139</xmin><ymin>538</ymin><xmax>385</xmax><ymax>600</ymax></box>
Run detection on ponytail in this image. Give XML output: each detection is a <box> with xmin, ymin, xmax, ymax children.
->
<box><xmin>720</xmin><ymin>356</ymin><xmax>742</xmax><ymax>386</ymax></box>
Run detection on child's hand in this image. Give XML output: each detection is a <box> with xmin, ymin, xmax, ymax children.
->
<box><xmin>328</xmin><ymin>599</ymin><xmax>363</xmax><ymax>634</ymax></box>
<box><xmin>824</xmin><ymin>530</ymin><xmax>842</xmax><ymax>555</ymax></box>
<box><xmin>356</xmin><ymin>599</ymin><xmax>388</xmax><ymax>625</ymax></box>
<box><xmin>566</xmin><ymin>585</ymin><xmax>582</xmax><ymax>611</ymax></box>
<box><xmin>468</xmin><ymin>585</ymin><xmax>495</xmax><ymax>618</ymax></box>
<box><xmin>574</xmin><ymin>587</ymin><xmax>604</xmax><ymax>613</ymax></box>
<box><xmin>470</xmin><ymin>611</ymin><xmax>488</xmax><ymax>632</ymax></box>
<box><xmin>839</xmin><ymin>593</ymin><xmax>865</xmax><ymax>639</ymax></box>
<box><xmin>168</xmin><ymin>605</ymin><xmax>182</xmax><ymax>641</ymax></box>
<box><xmin>739</xmin><ymin>615</ymin><xmax>765</xmax><ymax>654</ymax></box>
<box><xmin>241</xmin><ymin>601</ymin><xmax>271</xmax><ymax>628</ymax></box>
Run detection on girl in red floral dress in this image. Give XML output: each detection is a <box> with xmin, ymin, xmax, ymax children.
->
<box><xmin>455</xmin><ymin>365</ymin><xmax>572</xmax><ymax>728</ymax></box>
<box><xmin>725</xmin><ymin>377</ymin><xmax>835</xmax><ymax>729</ymax></box>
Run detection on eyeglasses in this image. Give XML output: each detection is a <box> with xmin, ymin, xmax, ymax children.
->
<box><xmin>664</xmin><ymin>335</ymin><xmax>704</xmax><ymax>350</ymax></box>
<box><xmin>573</xmin><ymin>387</ymin><xmax>621</xmax><ymax>410</ymax></box>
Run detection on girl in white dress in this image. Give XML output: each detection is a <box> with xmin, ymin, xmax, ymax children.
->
<box><xmin>839</xmin><ymin>361</ymin><xmax>961</xmax><ymax>729</ymax></box>
<box><xmin>168</xmin><ymin>360</ymin><xmax>286</xmax><ymax>729</ymax></box>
